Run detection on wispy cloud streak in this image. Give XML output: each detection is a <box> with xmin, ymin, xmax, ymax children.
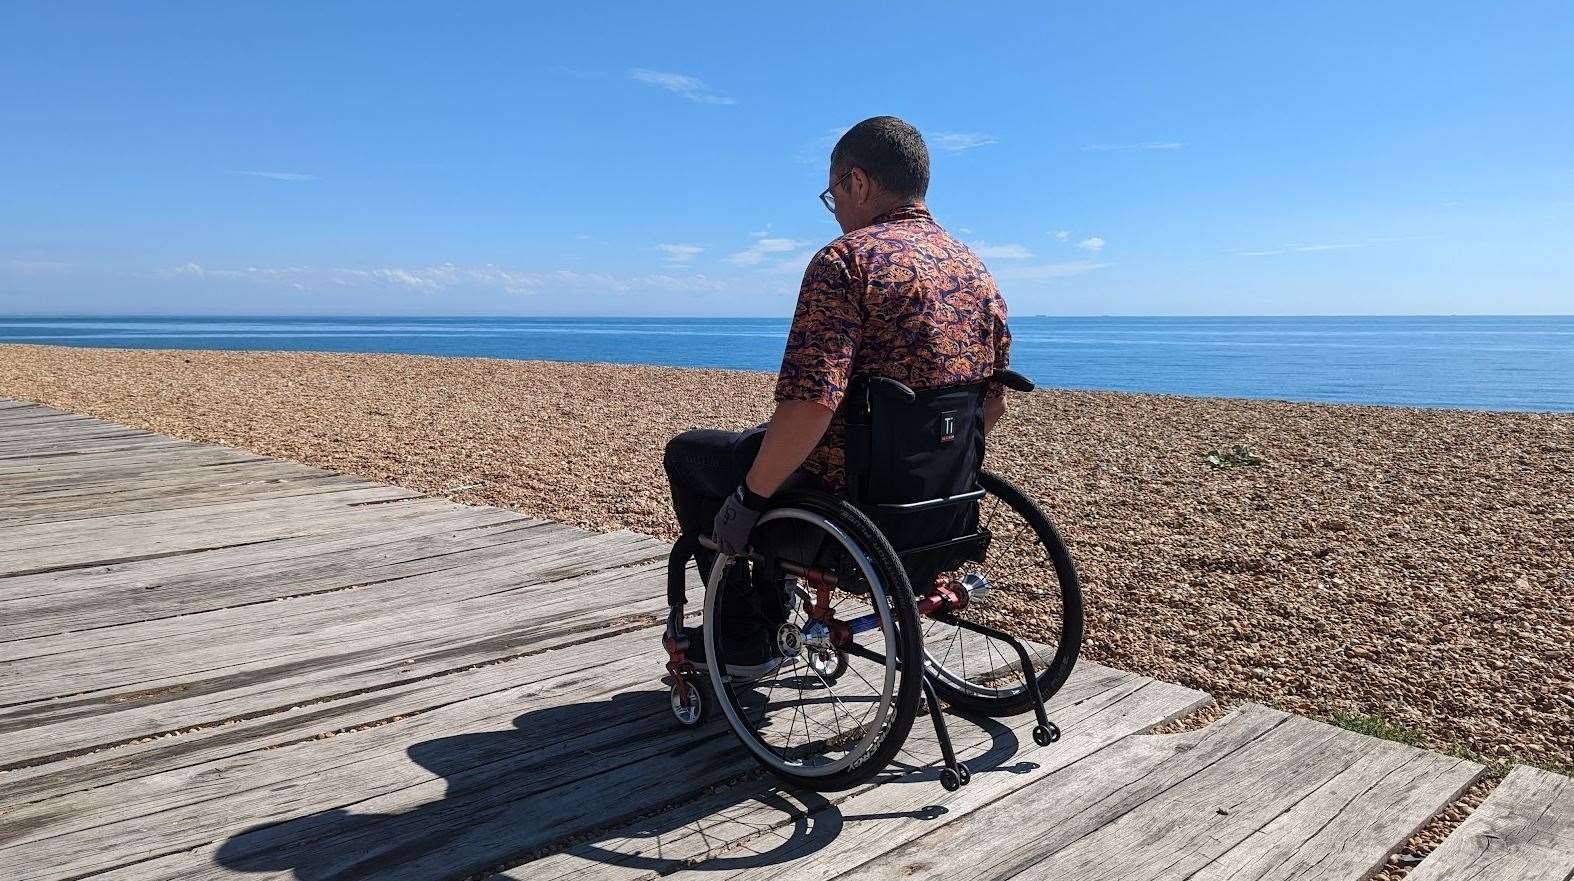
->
<box><xmin>1081</xmin><ymin>141</ymin><xmax>1186</xmax><ymax>152</ymax></box>
<box><xmin>162</xmin><ymin>262</ymin><xmax>731</xmax><ymax>294</ymax></box>
<box><xmin>629</xmin><ymin>69</ymin><xmax>736</xmax><ymax>105</ymax></box>
<box><xmin>931</xmin><ymin>132</ymin><xmax>998</xmax><ymax>152</ymax></box>
<box><xmin>969</xmin><ymin>242</ymin><xmax>1033</xmax><ymax>260</ymax></box>
<box><xmin>993</xmin><ymin>260</ymin><xmax>1112</xmax><ymax>281</ymax></box>
<box><xmin>725</xmin><ymin>237</ymin><xmax>807</xmax><ymax>266</ymax></box>
<box><xmin>235</xmin><ymin>171</ymin><xmax>319</xmax><ymax>181</ymax></box>
<box><xmin>1233</xmin><ymin>235</ymin><xmax>1436</xmax><ymax>257</ymax></box>
<box><xmin>656</xmin><ymin>244</ymin><xmax>704</xmax><ymax>265</ymax></box>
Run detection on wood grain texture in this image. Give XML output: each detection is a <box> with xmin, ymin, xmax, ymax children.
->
<box><xmin>5</xmin><ymin>399</ymin><xmax>1553</xmax><ymax>881</ymax></box>
<box><xmin>1408</xmin><ymin>766</ymin><xmax>1574</xmax><ymax>881</ymax></box>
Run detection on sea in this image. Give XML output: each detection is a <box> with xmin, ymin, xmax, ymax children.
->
<box><xmin>1</xmin><ymin>315</ymin><xmax>1569</xmax><ymax>412</ymax></box>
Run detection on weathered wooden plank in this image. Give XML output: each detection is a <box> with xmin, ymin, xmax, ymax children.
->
<box><xmin>0</xmin><ymin>555</ymin><xmax>670</xmax><ymax>767</ymax></box>
<box><xmin>0</xmin><ymin>489</ymin><xmax>434</xmax><ymax>575</ymax></box>
<box><xmin>0</xmin><ymin>452</ymin><xmax>295</xmax><ymax>493</ymax></box>
<box><xmin>0</xmin><ymin>635</ymin><xmax>660</xmax><ymax>868</ymax></box>
<box><xmin>1408</xmin><ymin>765</ymin><xmax>1574</xmax><ymax>881</ymax></box>
<box><xmin>0</xmin><ymin>512</ymin><xmax>536</xmax><ymax>639</ymax></box>
<box><xmin>0</xmin><ymin>436</ymin><xmax>226</xmax><ymax>469</ymax></box>
<box><xmin>0</xmin><ymin>474</ymin><xmax>402</xmax><ymax>528</ymax></box>
<box><xmin>0</xmin><ymin>460</ymin><xmax>338</xmax><ymax>507</ymax></box>
<box><xmin>58</xmin><ymin>663</ymin><xmax>1194</xmax><ymax>880</ymax></box>
<box><xmin>0</xmin><ymin>471</ymin><xmax>372</xmax><ymax>526</ymax></box>
<box><xmin>0</xmin><ymin>504</ymin><xmax>523</xmax><ymax>606</ymax></box>
<box><xmin>517</xmin><ymin>668</ymin><xmax>1209</xmax><ymax>881</ymax></box>
<box><xmin>0</xmin><ymin>444</ymin><xmax>261</xmax><ymax>479</ymax></box>
<box><xmin>0</xmin><ymin>427</ymin><xmax>152</xmax><ymax>455</ymax></box>
<box><xmin>0</xmin><ymin>484</ymin><xmax>421</xmax><ymax>552</ymax></box>
<box><xmin>811</xmin><ymin>705</ymin><xmax>1482</xmax><ymax>881</ymax></box>
<box><xmin>0</xmin><ymin>624</ymin><xmax>673</xmax><ymax>807</ymax></box>
<box><xmin>0</xmin><ymin>525</ymin><xmax>654</xmax><ymax>669</ymax></box>
<box><xmin>0</xmin><ymin>446</ymin><xmax>286</xmax><ymax>487</ymax></box>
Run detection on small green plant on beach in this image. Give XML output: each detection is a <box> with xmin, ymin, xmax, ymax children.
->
<box><xmin>1330</xmin><ymin>711</ymin><xmax>1425</xmax><ymax>746</ymax></box>
<box><xmin>1204</xmin><ymin>444</ymin><xmax>1265</xmax><ymax>469</ymax></box>
<box><xmin>1444</xmin><ymin>742</ymin><xmax>1574</xmax><ymax>780</ymax></box>
<box><xmin>1327</xmin><ymin>710</ymin><xmax>1574</xmax><ymax>780</ymax></box>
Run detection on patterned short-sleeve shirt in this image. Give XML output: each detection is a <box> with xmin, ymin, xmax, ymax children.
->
<box><xmin>774</xmin><ymin>204</ymin><xmax>1011</xmax><ymax>491</ymax></box>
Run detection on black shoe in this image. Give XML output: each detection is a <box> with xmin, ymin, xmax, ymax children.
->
<box><xmin>681</xmin><ymin>625</ymin><xmax>784</xmax><ymax>680</ymax></box>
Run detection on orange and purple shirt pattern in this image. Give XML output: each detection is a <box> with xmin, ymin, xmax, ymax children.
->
<box><xmin>773</xmin><ymin>204</ymin><xmax>1011</xmax><ymax>491</ymax></box>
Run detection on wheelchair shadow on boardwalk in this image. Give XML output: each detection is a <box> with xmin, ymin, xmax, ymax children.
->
<box><xmin>213</xmin><ymin>687</ymin><xmax>1035</xmax><ymax>880</ymax></box>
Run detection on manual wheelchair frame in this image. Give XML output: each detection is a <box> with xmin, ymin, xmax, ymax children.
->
<box><xmin>662</xmin><ymin>369</ymin><xmax>1085</xmax><ymax>793</ymax></box>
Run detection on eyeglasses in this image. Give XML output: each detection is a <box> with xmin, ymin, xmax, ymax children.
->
<box><xmin>819</xmin><ymin>169</ymin><xmax>854</xmax><ymax>213</ymax></box>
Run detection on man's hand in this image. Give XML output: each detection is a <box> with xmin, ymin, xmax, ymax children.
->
<box><xmin>711</xmin><ymin>486</ymin><xmax>762</xmax><ymax>556</ymax></box>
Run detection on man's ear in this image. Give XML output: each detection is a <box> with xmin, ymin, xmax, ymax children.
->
<box><xmin>851</xmin><ymin>167</ymin><xmax>874</xmax><ymax>205</ymax></box>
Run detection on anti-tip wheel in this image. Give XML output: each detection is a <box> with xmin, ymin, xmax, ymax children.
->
<box><xmin>807</xmin><ymin>647</ymin><xmax>848</xmax><ymax>681</ymax></box>
<box><xmin>670</xmin><ymin>676</ymin><xmax>707</xmax><ymax>727</ymax></box>
<box><xmin>940</xmin><ymin>767</ymin><xmax>963</xmax><ymax>792</ymax></box>
<box><xmin>1033</xmin><ymin>723</ymin><xmax>1060</xmax><ymax>746</ymax></box>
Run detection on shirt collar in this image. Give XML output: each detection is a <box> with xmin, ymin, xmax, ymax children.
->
<box><xmin>869</xmin><ymin>203</ymin><xmax>933</xmax><ymax>225</ymax></box>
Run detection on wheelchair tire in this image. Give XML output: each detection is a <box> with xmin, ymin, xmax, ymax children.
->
<box><xmin>704</xmin><ymin>490</ymin><xmax>924</xmax><ymax>792</ymax></box>
<box><xmin>923</xmin><ymin>470</ymin><xmax>1085</xmax><ymax>717</ymax></box>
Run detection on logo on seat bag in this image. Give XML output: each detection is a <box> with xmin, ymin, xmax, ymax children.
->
<box><xmin>939</xmin><ymin>411</ymin><xmax>956</xmax><ymax>443</ymax></box>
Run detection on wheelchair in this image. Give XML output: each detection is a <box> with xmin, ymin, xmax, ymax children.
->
<box><xmin>661</xmin><ymin>369</ymin><xmax>1084</xmax><ymax>793</ymax></box>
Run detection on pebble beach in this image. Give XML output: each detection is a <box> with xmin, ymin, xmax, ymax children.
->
<box><xmin>2</xmin><ymin>343</ymin><xmax>1569</xmax><ymax>772</ymax></box>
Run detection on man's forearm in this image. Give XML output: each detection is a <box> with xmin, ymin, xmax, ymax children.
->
<box><xmin>984</xmin><ymin>394</ymin><xmax>1006</xmax><ymax>434</ymax></box>
<box><xmin>744</xmin><ymin>400</ymin><xmax>834</xmax><ymax>497</ymax></box>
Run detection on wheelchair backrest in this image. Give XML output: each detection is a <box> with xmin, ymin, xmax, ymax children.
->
<box><xmin>845</xmin><ymin>377</ymin><xmax>987</xmax><ymax>510</ymax></box>
<box><xmin>843</xmin><ymin>377</ymin><xmax>991</xmax><ymax>587</ymax></box>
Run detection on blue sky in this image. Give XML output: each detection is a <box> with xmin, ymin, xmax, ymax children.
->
<box><xmin>1</xmin><ymin>2</ymin><xmax>1570</xmax><ymax>317</ymax></box>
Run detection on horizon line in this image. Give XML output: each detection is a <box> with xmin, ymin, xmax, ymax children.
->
<box><xmin>3</xmin><ymin>312</ymin><xmax>1572</xmax><ymax>321</ymax></box>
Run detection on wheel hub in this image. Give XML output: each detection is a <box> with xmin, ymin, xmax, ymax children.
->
<box><xmin>777</xmin><ymin>623</ymin><xmax>803</xmax><ymax>658</ymax></box>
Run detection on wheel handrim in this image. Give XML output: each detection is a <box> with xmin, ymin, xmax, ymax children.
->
<box><xmin>705</xmin><ymin>508</ymin><xmax>899</xmax><ymax>779</ymax></box>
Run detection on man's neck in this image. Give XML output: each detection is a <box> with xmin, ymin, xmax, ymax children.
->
<box><xmin>860</xmin><ymin>199</ymin><xmax>927</xmax><ymax>229</ymax></box>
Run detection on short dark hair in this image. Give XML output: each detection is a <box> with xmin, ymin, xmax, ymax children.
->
<box><xmin>830</xmin><ymin>116</ymin><xmax>930</xmax><ymax>200</ymax></box>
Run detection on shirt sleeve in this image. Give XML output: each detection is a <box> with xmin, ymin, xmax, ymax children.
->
<box><xmin>774</xmin><ymin>245</ymin><xmax>864</xmax><ymax>411</ymax></box>
<box><xmin>985</xmin><ymin>288</ymin><xmax>1012</xmax><ymax>400</ymax></box>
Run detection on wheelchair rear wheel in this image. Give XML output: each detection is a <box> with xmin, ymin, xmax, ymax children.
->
<box><xmin>921</xmin><ymin>469</ymin><xmax>1084</xmax><ymax>716</ymax></box>
<box><xmin>704</xmin><ymin>491</ymin><xmax>924</xmax><ymax>792</ymax></box>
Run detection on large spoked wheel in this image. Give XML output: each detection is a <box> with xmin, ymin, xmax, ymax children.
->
<box><xmin>704</xmin><ymin>491</ymin><xmax>923</xmax><ymax>792</ymax></box>
<box><xmin>922</xmin><ymin>470</ymin><xmax>1084</xmax><ymax>716</ymax></box>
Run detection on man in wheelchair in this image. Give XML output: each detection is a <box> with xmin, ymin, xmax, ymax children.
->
<box><xmin>662</xmin><ymin>116</ymin><xmax>1013</xmax><ymax>678</ymax></box>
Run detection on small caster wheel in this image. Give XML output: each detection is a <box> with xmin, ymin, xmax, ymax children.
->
<box><xmin>807</xmin><ymin>647</ymin><xmax>847</xmax><ymax>681</ymax></box>
<box><xmin>940</xmin><ymin>767</ymin><xmax>962</xmax><ymax>792</ymax></box>
<box><xmin>670</xmin><ymin>675</ymin><xmax>707</xmax><ymax>727</ymax></box>
<box><xmin>956</xmin><ymin>762</ymin><xmax>971</xmax><ymax>786</ymax></box>
<box><xmin>1033</xmin><ymin>723</ymin><xmax>1060</xmax><ymax>746</ymax></box>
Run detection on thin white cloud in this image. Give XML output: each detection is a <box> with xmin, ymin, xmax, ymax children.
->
<box><xmin>629</xmin><ymin>68</ymin><xmax>736</xmax><ymax>105</ymax></box>
<box><xmin>1232</xmin><ymin>236</ymin><xmax>1434</xmax><ymax>257</ymax></box>
<box><xmin>1081</xmin><ymin>141</ymin><xmax>1187</xmax><ymax>152</ymax></box>
<box><xmin>931</xmin><ymin>132</ymin><xmax>998</xmax><ymax>153</ymax></box>
<box><xmin>161</xmin><ymin>262</ymin><xmax>731</xmax><ymax>294</ymax></box>
<box><xmin>235</xmin><ymin>171</ymin><xmax>319</xmax><ymax>181</ymax></box>
<box><xmin>725</xmin><ymin>237</ymin><xmax>808</xmax><ymax>267</ymax></box>
<box><xmin>4</xmin><ymin>259</ymin><xmax>71</xmax><ymax>274</ymax></box>
<box><xmin>656</xmin><ymin>243</ymin><xmax>704</xmax><ymax>265</ymax></box>
<box><xmin>1076</xmin><ymin>236</ymin><xmax>1106</xmax><ymax>253</ymax></box>
<box><xmin>969</xmin><ymin>242</ymin><xmax>1034</xmax><ymax>260</ymax></box>
<box><xmin>1050</xmin><ymin>230</ymin><xmax>1071</xmax><ymax>241</ymax></box>
<box><xmin>993</xmin><ymin>260</ymin><xmax>1112</xmax><ymax>281</ymax></box>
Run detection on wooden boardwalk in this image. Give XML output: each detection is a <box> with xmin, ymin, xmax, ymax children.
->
<box><xmin>1</xmin><ymin>398</ymin><xmax>1567</xmax><ymax>881</ymax></box>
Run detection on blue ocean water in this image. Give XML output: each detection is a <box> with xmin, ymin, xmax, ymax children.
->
<box><xmin>0</xmin><ymin>315</ymin><xmax>1569</xmax><ymax>412</ymax></box>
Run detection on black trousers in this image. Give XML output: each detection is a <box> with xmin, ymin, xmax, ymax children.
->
<box><xmin>663</xmin><ymin>426</ymin><xmax>795</xmax><ymax>637</ymax></box>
